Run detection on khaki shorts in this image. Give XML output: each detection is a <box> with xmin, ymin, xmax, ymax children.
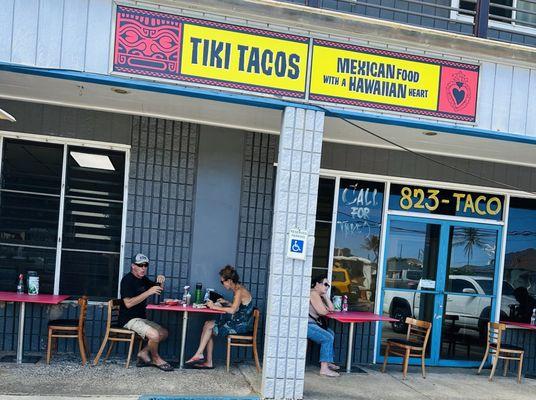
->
<box><xmin>124</xmin><ymin>318</ymin><xmax>163</xmax><ymax>339</ymax></box>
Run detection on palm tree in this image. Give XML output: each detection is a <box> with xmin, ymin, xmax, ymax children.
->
<box><xmin>453</xmin><ymin>227</ymin><xmax>487</xmax><ymax>268</ymax></box>
<box><xmin>361</xmin><ymin>235</ymin><xmax>380</xmax><ymax>263</ymax></box>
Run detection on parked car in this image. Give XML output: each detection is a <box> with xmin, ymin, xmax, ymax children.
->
<box><xmin>383</xmin><ymin>276</ymin><xmax>518</xmax><ymax>337</ymax></box>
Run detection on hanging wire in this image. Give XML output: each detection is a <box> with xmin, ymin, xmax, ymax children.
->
<box><xmin>317</xmin><ymin>106</ymin><xmax>536</xmax><ymax>197</ymax></box>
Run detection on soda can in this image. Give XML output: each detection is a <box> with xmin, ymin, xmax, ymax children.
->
<box><xmin>27</xmin><ymin>271</ymin><xmax>39</xmax><ymax>295</ymax></box>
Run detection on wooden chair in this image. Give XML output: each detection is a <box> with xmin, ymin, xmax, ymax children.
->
<box><xmin>46</xmin><ymin>296</ymin><xmax>89</xmax><ymax>365</ymax></box>
<box><xmin>381</xmin><ymin>317</ymin><xmax>432</xmax><ymax>379</ymax></box>
<box><xmin>226</xmin><ymin>308</ymin><xmax>261</xmax><ymax>372</ymax></box>
<box><xmin>93</xmin><ymin>299</ymin><xmax>142</xmax><ymax>368</ymax></box>
<box><xmin>477</xmin><ymin>322</ymin><xmax>524</xmax><ymax>383</ymax></box>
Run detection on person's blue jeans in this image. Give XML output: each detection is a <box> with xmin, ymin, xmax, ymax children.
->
<box><xmin>307</xmin><ymin>322</ymin><xmax>335</xmax><ymax>363</ymax></box>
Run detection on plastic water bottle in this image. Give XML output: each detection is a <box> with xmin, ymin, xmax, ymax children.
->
<box><xmin>531</xmin><ymin>308</ymin><xmax>536</xmax><ymax>325</ymax></box>
<box><xmin>342</xmin><ymin>295</ymin><xmax>348</xmax><ymax>312</ymax></box>
<box><xmin>16</xmin><ymin>274</ymin><xmax>24</xmax><ymax>294</ymax></box>
<box><xmin>182</xmin><ymin>285</ymin><xmax>191</xmax><ymax>307</ymax></box>
<box><xmin>204</xmin><ymin>288</ymin><xmax>212</xmax><ymax>303</ymax></box>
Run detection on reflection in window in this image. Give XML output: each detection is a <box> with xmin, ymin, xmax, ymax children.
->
<box><xmin>446</xmin><ymin>226</ymin><xmax>498</xmax><ymax>289</ymax></box>
<box><xmin>384</xmin><ymin>221</ymin><xmax>440</xmax><ymax>290</ymax></box>
<box><xmin>333</xmin><ymin>179</ymin><xmax>384</xmax><ymax>311</ymax></box>
<box><xmin>312</xmin><ymin>178</ymin><xmax>335</xmax><ymax>281</ymax></box>
<box><xmin>504</xmin><ymin>198</ymin><xmax>536</xmax><ymax>323</ymax></box>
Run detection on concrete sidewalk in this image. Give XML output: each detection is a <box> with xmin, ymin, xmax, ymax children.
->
<box><xmin>239</xmin><ymin>364</ymin><xmax>536</xmax><ymax>400</ymax></box>
<box><xmin>2</xmin><ymin>357</ymin><xmax>536</xmax><ymax>400</ymax></box>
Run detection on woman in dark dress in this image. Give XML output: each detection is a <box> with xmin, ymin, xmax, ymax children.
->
<box><xmin>185</xmin><ymin>265</ymin><xmax>254</xmax><ymax>369</ymax></box>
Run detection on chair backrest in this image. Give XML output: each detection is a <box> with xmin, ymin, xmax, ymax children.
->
<box><xmin>107</xmin><ymin>299</ymin><xmax>123</xmax><ymax>330</ymax></box>
<box><xmin>405</xmin><ymin>317</ymin><xmax>432</xmax><ymax>350</ymax></box>
<box><xmin>77</xmin><ymin>296</ymin><xmax>88</xmax><ymax>329</ymax></box>
<box><xmin>487</xmin><ymin>322</ymin><xmax>506</xmax><ymax>349</ymax></box>
<box><xmin>252</xmin><ymin>308</ymin><xmax>260</xmax><ymax>340</ymax></box>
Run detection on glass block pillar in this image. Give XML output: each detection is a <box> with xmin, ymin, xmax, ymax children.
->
<box><xmin>261</xmin><ymin>107</ymin><xmax>325</xmax><ymax>400</ymax></box>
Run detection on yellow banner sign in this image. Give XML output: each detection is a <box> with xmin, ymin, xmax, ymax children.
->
<box><xmin>113</xmin><ymin>6</ymin><xmax>309</xmax><ymax>98</ymax></box>
<box><xmin>310</xmin><ymin>39</ymin><xmax>479</xmax><ymax>121</ymax></box>
<box><xmin>181</xmin><ymin>24</ymin><xmax>309</xmax><ymax>97</ymax></box>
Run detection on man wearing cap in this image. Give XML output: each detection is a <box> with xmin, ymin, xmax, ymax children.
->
<box><xmin>119</xmin><ymin>253</ymin><xmax>173</xmax><ymax>371</ymax></box>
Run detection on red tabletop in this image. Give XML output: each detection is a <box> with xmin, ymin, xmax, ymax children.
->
<box><xmin>501</xmin><ymin>321</ymin><xmax>536</xmax><ymax>331</ymax></box>
<box><xmin>0</xmin><ymin>291</ymin><xmax>70</xmax><ymax>305</ymax></box>
<box><xmin>326</xmin><ymin>311</ymin><xmax>398</xmax><ymax>324</ymax></box>
<box><xmin>147</xmin><ymin>303</ymin><xmax>225</xmax><ymax>314</ymax></box>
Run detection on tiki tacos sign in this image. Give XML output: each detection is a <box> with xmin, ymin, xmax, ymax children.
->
<box><xmin>112</xmin><ymin>5</ymin><xmax>479</xmax><ymax>122</ymax></box>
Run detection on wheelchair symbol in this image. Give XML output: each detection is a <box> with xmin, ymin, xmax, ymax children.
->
<box><xmin>290</xmin><ymin>239</ymin><xmax>304</xmax><ymax>253</ymax></box>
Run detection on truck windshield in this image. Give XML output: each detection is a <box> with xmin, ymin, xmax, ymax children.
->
<box><xmin>475</xmin><ymin>279</ymin><xmax>493</xmax><ymax>295</ymax></box>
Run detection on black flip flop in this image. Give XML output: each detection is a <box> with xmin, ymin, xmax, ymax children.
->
<box><xmin>152</xmin><ymin>362</ymin><xmax>174</xmax><ymax>372</ymax></box>
<box><xmin>136</xmin><ymin>357</ymin><xmax>152</xmax><ymax>368</ymax></box>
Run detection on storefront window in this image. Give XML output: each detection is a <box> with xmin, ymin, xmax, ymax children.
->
<box><xmin>0</xmin><ymin>139</ymin><xmax>63</xmax><ymax>293</ymax></box>
<box><xmin>312</xmin><ymin>178</ymin><xmax>335</xmax><ymax>281</ymax></box>
<box><xmin>0</xmin><ymin>138</ymin><xmax>125</xmax><ymax>298</ymax></box>
<box><xmin>333</xmin><ymin>179</ymin><xmax>384</xmax><ymax>311</ymax></box>
<box><xmin>59</xmin><ymin>147</ymin><xmax>125</xmax><ymax>298</ymax></box>
<box><xmin>504</xmin><ymin>197</ymin><xmax>536</xmax><ymax>323</ymax></box>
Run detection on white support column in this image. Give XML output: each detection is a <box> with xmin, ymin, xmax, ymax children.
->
<box><xmin>261</xmin><ymin>107</ymin><xmax>325</xmax><ymax>400</ymax></box>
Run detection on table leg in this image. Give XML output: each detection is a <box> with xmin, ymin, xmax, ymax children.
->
<box><xmin>16</xmin><ymin>302</ymin><xmax>26</xmax><ymax>364</ymax></box>
<box><xmin>179</xmin><ymin>311</ymin><xmax>189</xmax><ymax>369</ymax></box>
<box><xmin>346</xmin><ymin>322</ymin><xmax>355</xmax><ymax>373</ymax></box>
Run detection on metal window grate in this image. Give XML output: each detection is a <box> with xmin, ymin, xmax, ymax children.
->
<box><xmin>280</xmin><ymin>0</ymin><xmax>536</xmax><ymax>46</ymax></box>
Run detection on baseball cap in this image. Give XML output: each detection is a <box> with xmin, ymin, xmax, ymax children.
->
<box><xmin>132</xmin><ymin>253</ymin><xmax>150</xmax><ymax>265</ymax></box>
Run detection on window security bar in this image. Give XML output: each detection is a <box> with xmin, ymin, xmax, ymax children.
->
<box><xmin>281</xmin><ymin>0</ymin><xmax>536</xmax><ymax>46</ymax></box>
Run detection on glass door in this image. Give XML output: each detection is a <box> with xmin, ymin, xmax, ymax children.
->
<box><xmin>439</xmin><ymin>223</ymin><xmax>502</xmax><ymax>365</ymax></box>
<box><xmin>378</xmin><ymin>216</ymin><xmax>503</xmax><ymax>366</ymax></box>
<box><xmin>379</xmin><ymin>216</ymin><xmax>445</xmax><ymax>364</ymax></box>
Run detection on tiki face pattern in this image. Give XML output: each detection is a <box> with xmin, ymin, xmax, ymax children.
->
<box><xmin>114</xmin><ymin>6</ymin><xmax>181</xmax><ymax>79</ymax></box>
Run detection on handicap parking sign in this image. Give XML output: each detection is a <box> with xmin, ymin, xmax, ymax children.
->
<box><xmin>287</xmin><ymin>228</ymin><xmax>307</xmax><ymax>260</ymax></box>
<box><xmin>290</xmin><ymin>239</ymin><xmax>304</xmax><ymax>253</ymax></box>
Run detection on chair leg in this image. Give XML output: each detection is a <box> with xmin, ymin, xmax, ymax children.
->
<box><xmin>477</xmin><ymin>345</ymin><xmax>489</xmax><ymax>375</ymax></box>
<box><xmin>503</xmin><ymin>359</ymin><xmax>509</xmax><ymax>377</ymax></box>
<box><xmin>402</xmin><ymin>348</ymin><xmax>410</xmax><ymax>380</ymax></box>
<box><xmin>381</xmin><ymin>343</ymin><xmax>390</xmax><ymax>373</ymax></box>
<box><xmin>103</xmin><ymin>341</ymin><xmax>115</xmax><ymax>363</ymax></box>
<box><xmin>46</xmin><ymin>328</ymin><xmax>53</xmax><ymax>365</ymax></box>
<box><xmin>421</xmin><ymin>353</ymin><xmax>426</xmax><ymax>379</ymax></box>
<box><xmin>518</xmin><ymin>353</ymin><xmax>524</xmax><ymax>384</ymax></box>
<box><xmin>78</xmin><ymin>332</ymin><xmax>87</xmax><ymax>366</ymax></box>
<box><xmin>489</xmin><ymin>355</ymin><xmax>499</xmax><ymax>382</ymax></box>
<box><xmin>226</xmin><ymin>338</ymin><xmax>231</xmax><ymax>372</ymax></box>
<box><xmin>83</xmin><ymin>332</ymin><xmax>90</xmax><ymax>360</ymax></box>
<box><xmin>138</xmin><ymin>337</ymin><xmax>144</xmax><ymax>352</ymax></box>
<box><xmin>125</xmin><ymin>334</ymin><xmax>135</xmax><ymax>369</ymax></box>
<box><xmin>252</xmin><ymin>343</ymin><xmax>261</xmax><ymax>373</ymax></box>
<box><xmin>93</xmin><ymin>334</ymin><xmax>109</xmax><ymax>366</ymax></box>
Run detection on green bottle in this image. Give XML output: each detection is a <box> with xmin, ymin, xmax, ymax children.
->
<box><xmin>194</xmin><ymin>282</ymin><xmax>203</xmax><ymax>304</ymax></box>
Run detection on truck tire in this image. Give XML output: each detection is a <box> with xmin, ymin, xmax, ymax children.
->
<box><xmin>391</xmin><ymin>303</ymin><xmax>411</xmax><ymax>333</ymax></box>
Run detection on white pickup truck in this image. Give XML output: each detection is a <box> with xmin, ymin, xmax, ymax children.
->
<box><xmin>383</xmin><ymin>275</ymin><xmax>518</xmax><ymax>336</ymax></box>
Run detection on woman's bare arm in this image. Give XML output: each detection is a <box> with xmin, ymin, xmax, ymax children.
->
<box><xmin>310</xmin><ymin>291</ymin><xmax>330</xmax><ymax>316</ymax></box>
